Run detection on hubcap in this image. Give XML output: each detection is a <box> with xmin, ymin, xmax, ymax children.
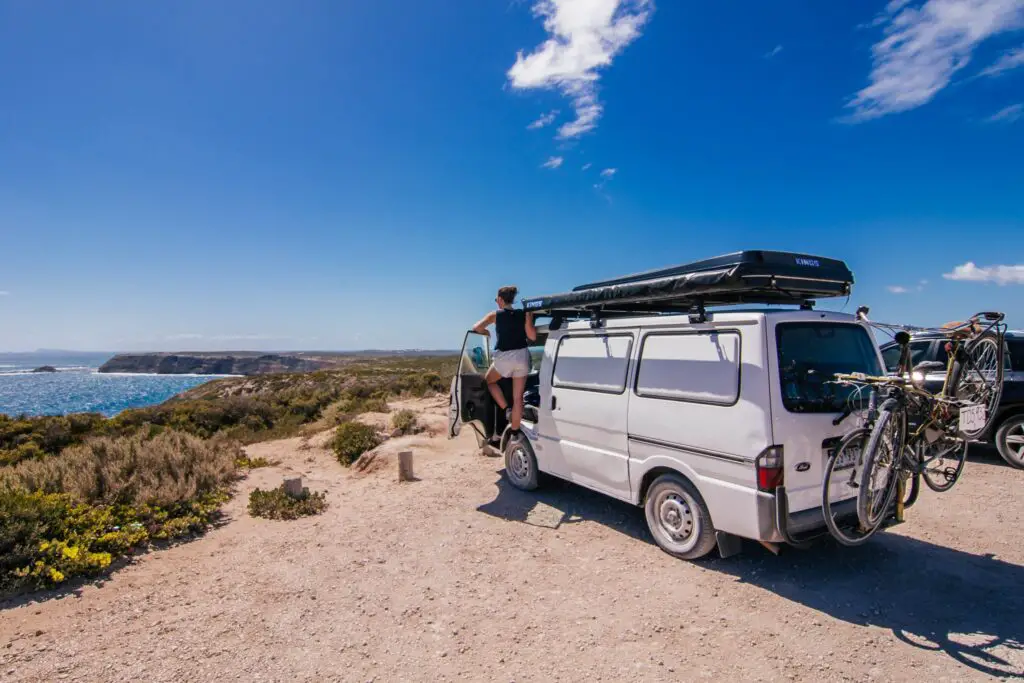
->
<box><xmin>1005</xmin><ymin>424</ymin><xmax>1024</xmax><ymax>463</ymax></box>
<box><xmin>509</xmin><ymin>445</ymin><xmax>530</xmax><ymax>480</ymax></box>
<box><xmin>658</xmin><ymin>493</ymin><xmax>694</xmax><ymax>541</ymax></box>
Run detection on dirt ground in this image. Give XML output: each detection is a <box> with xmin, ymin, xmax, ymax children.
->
<box><xmin>2</xmin><ymin>396</ymin><xmax>1022</xmax><ymax>682</ymax></box>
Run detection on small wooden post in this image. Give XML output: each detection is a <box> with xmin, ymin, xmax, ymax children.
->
<box><xmin>283</xmin><ymin>476</ymin><xmax>304</xmax><ymax>498</ymax></box>
<box><xmin>398</xmin><ymin>451</ymin><xmax>414</xmax><ymax>482</ymax></box>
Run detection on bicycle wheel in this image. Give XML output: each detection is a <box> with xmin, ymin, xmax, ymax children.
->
<box><xmin>901</xmin><ymin>467</ymin><xmax>921</xmax><ymax>509</ymax></box>
<box><xmin>950</xmin><ymin>334</ymin><xmax>1004</xmax><ymax>439</ymax></box>
<box><xmin>918</xmin><ymin>435</ymin><xmax>967</xmax><ymax>492</ymax></box>
<box><xmin>822</xmin><ymin>429</ymin><xmax>880</xmax><ymax>546</ymax></box>
<box><xmin>857</xmin><ymin>404</ymin><xmax>904</xmax><ymax>529</ymax></box>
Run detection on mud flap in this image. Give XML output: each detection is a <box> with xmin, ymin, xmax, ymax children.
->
<box><xmin>715</xmin><ymin>531</ymin><xmax>743</xmax><ymax>559</ymax></box>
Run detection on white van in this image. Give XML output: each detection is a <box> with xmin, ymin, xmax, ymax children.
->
<box><xmin>449</xmin><ymin>251</ymin><xmax>886</xmax><ymax>559</ymax></box>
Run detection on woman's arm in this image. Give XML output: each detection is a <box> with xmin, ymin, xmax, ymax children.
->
<box><xmin>525</xmin><ymin>312</ymin><xmax>537</xmax><ymax>342</ymax></box>
<box><xmin>472</xmin><ymin>311</ymin><xmax>496</xmax><ymax>336</ymax></box>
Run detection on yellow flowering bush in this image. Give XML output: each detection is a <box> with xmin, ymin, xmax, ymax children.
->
<box><xmin>0</xmin><ymin>431</ymin><xmax>237</xmax><ymax>594</ymax></box>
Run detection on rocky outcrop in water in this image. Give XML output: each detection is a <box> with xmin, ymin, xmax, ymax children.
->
<box><xmin>97</xmin><ymin>353</ymin><xmax>332</xmax><ymax>376</ymax></box>
<box><xmin>31</xmin><ymin>366</ymin><xmax>58</xmax><ymax>373</ymax></box>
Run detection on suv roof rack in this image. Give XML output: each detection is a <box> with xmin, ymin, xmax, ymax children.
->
<box><xmin>522</xmin><ymin>250</ymin><xmax>853</xmax><ymax>325</ymax></box>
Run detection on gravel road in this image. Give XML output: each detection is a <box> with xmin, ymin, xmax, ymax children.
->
<box><xmin>2</xmin><ymin>398</ymin><xmax>1021</xmax><ymax>682</ymax></box>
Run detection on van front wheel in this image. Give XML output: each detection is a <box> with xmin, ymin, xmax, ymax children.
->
<box><xmin>504</xmin><ymin>437</ymin><xmax>539</xmax><ymax>491</ymax></box>
<box><xmin>644</xmin><ymin>474</ymin><xmax>717</xmax><ymax>560</ymax></box>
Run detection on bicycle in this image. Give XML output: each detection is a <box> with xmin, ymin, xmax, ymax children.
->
<box><xmin>821</xmin><ymin>311</ymin><xmax>1005</xmax><ymax>546</ymax></box>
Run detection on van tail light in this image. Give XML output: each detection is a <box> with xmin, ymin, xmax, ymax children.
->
<box><xmin>755</xmin><ymin>446</ymin><xmax>785</xmax><ymax>492</ymax></box>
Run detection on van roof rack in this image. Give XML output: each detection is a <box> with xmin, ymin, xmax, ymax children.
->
<box><xmin>522</xmin><ymin>250</ymin><xmax>853</xmax><ymax>324</ymax></box>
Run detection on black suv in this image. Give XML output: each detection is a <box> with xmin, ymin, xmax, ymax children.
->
<box><xmin>879</xmin><ymin>331</ymin><xmax>1024</xmax><ymax>469</ymax></box>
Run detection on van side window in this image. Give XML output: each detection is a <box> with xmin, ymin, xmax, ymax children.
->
<box><xmin>552</xmin><ymin>335</ymin><xmax>633</xmax><ymax>393</ymax></box>
<box><xmin>635</xmin><ymin>331</ymin><xmax>740</xmax><ymax>405</ymax></box>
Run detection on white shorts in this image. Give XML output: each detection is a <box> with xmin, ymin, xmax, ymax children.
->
<box><xmin>491</xmin><ymin>348</ymin><xmax>531</xmax><ymax>378</ymax></box>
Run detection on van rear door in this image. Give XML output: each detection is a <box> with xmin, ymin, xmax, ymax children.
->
<box><xmin>767</xmin><ymin>319</ymin><xmax>883</xmax><ymax>516</ymax></box>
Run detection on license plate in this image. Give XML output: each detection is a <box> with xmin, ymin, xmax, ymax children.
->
<box><xmin>833</xmin><ymin>445</ymin><xmax>860</xmax><ymax>470</ymax></box>
<box><xmin>959</xmin><ymin>403</ymin><xmax>987</xmax><ymax>433</ymax></box>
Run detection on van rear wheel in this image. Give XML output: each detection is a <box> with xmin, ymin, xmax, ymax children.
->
<box><xmin>644</xmin><ymin>474</ymin><xmax>717</xmax><ymax>560</ymax></box>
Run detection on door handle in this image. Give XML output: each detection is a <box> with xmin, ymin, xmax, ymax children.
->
<box><xmin>551</xmin><ymin>395</ymin><xmax>557</xmax><ymax>410</ymax></box>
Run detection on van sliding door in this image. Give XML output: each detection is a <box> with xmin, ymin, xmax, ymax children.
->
<box><xmin>548</xmin><ymin>332</ymin><xmax>634</xmax><ymax>501</ymax></box>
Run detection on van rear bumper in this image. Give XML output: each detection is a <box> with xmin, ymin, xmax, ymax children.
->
<box><xmin>756</xmin><ymin>486</ymin><xmax>857</xmax><ymax>545</ymax></box>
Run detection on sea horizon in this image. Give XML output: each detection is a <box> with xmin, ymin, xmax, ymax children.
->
<box><xmin>0</xmin><ymin>352</ymin><xmax>222</xmax><ymax>418</ymax></box>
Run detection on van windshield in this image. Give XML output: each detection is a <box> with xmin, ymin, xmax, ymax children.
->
<box><xmin>776</xmin><ymin>323</ymin><xmax>882</xmax><ymax>413</ymax></box>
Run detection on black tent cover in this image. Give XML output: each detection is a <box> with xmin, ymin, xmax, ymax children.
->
<box><xmin>521</xmin><ymin>250</ymin><xmax>853</xmax><ymax>315</ymax></box>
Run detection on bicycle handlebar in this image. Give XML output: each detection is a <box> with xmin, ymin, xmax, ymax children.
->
<box><xmin>972</xmin><ymin>311</ymin><xmax>1004</xmax><ymax>323</ymax></box>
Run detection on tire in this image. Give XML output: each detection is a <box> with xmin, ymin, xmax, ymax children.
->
<box><xmin>503</xmin><ymin>436</ymin><xmax>539</xmax><ymax>491</ymax></box>
<box><xmin>995</xmin><ymin>414</ymin><xmax>1024</xmax><ymax>469</ymax></box>
<box><xmin>822</xmin><ymin>429</ymin><xmax>880</xmax><ymax>546</ymax></box>
<box><xmin>950</xmin><ymin>334</ymin><xmax>1004</xmax><ymax>439</ymax></box>
<box><xmin>856</xmin><ymin>406</ymin><xmax>904</xmax><ymax>530</ymax></box>
<box><xmin>643</xmin><ymin>474</ymin><xmax>717</xmax><ymax>560</ymax></box>
<box><xmin>901</xmin><ymin>471</ymin><xmax>921</xmax><ymax>509</ymax></box>
<box><xmin>918</xmin><ymin>437</ymin><xmax>967</xmax><ymax>492</ymax></box>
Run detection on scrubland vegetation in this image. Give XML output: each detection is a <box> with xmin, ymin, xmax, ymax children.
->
<box><xmin>0</xmin><ymin>355</ymin><xmax>455</xmax><ymax>594</ymax></box>
<box><xmin>248</xmin><ymin>485</ymin><xmax>328</xmax><ymax>520</ymax></box>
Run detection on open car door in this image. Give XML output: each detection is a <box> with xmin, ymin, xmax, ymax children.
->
<box><xmin>448</xmin><ymin>331</ymin><xmax>495</xmax><ymax>443</ymax></box>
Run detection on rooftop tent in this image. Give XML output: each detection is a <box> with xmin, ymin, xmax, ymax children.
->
<box><xmin>521</xmin><ymin>251</ymin><xmax>854</xmax><ymax>317</ymax></box>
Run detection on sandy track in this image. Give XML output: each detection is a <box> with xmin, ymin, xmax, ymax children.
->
<box><xmin>2</xmin><ymin>399</ymin><xmax>1022</xmax><ymax>682</ymax></box>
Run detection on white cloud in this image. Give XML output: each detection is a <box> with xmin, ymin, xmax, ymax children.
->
<box><xmin>507</xmin><ymin>0</ymin><xmax>653</xmax><ymax>139</ymax></box>
<box><xmin>980</xmin><ymin>44</ymin><xmax>1024</xmax><ymax>75</ymax></box>
<box><xmin>527</xmin><ymin>109</ymin><xmax>560</xmax><ymax>129</ymax></box>
<box><xmin>582</xmin><ymin>162</ymin><xmax>593</xmax><ymax>170</ymax></box>
<box><xmin>0</xmin><ymin>291</ymin><xmax>9</xmax><ymax>296</ymax></box>
<box><xmin>887</xmin><ymin>285</ymin><xmax>911</xmax><ymax>293</ymax></box>
<box><xmin>944</xmin><ymin>261</ymin><xmax>1024</xmax><ymax>284</ymax></box>
<box><xmin>846</xmin><ymin>0</ymin><xmax>1024</xmax><ymax>121</ymax></box>
<box><xmin>541</xmin><ymin>156</ymin><xmax>564</xmax><ymax>169</ymax></box>
<box><xmin>593</xmin><ymin>167</ymin><xmax>618</xmax><ymax>192</ymax></box>
<box><xmin>764</xmin><ymin>45</ymin><xmax>784</xmax><ymax>59</ymax></box>
<box><xmin>166</xmin><ymin>333</ymin><xmax>204</xmax><ymax>340</ymax></box>
<box><xmin>986</xmin><ymin>102</ymin><xmax>1023</xmax><ymax>122</ymax></box>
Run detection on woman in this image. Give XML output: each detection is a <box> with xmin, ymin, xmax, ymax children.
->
<box><xmin>472</xmin><ymin>285</ymin><xmax>536</xmax><ymax>433</ymax></box>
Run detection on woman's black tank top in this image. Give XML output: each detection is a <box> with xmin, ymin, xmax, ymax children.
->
<box><xmin>494</xmin><ymin>309</ymin><xmax>528</xmax><ymax>351</ymax></box>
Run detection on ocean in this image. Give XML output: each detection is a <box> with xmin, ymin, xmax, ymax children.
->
<box><xmin>0</xmin><ymin>352</ymin><xmax>222</xmax><ymax>417</ymax></box>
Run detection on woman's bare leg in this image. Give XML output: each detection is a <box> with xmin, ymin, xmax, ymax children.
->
<box><xmin>485</xmin><ymin>367</ymin><xmax>508</xmax><ymax>411</ymax></box>
<box><xmin>510</xmin><ymin>375</ymin><xmax>526</xmax><ymax>430</ymax></box>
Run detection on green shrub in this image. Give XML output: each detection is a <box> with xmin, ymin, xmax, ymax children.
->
<box><xmin>390</xmin><ymin>409</ymin><xmax>418</xmax><ymax>434</ymax></box>
<box><xmin>331</xmin><ymin>422</ymin><xmax>381</xmax><ymax>466</ymax></box>
<box><xmin>248</xmin><ymin>486</ymin><xmax>328</xmax><ymax>520</ymax></box>
<box><xmin>335</xmin><ymin>392</ymin><xmax>389</xmax><ymax>416</ymax></box>
<box><xmin>235</xmin><ymin>455</ymin><xmax>277</xmax><ymax>469</ymax></box>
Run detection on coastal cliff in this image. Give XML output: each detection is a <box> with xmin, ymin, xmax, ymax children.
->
<box><xmin>97</xmin><ymin>353</ymin><xmax>333</xmax><ymax>376</ymax></box>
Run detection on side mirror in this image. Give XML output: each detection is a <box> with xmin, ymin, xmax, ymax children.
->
<box><xmin>913</xmin><ymin>361</ymin><xmax>945</xmax><ymax>373</ymax></box>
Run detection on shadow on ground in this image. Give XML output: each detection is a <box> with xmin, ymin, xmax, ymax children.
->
<box><xmin>478</xmin><ymin>471</ymin><xmax>1024</xmax><ymax>679</ymax></box>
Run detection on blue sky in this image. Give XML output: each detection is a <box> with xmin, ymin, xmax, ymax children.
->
<box><xmin>1</xmin><ymin>0</ymin><xmax>1022</xmax><ymax>352</ymax></box>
